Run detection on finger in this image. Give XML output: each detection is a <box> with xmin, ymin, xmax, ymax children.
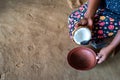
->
<box><xmin>75</xmin><ymin>23</ymin><xmax>79</xmax><ymax>28</ymax></box>
<box><xmin>81</xmin><ymin>19</ymin><xmax>88</xmax><ymax>26</ymax></box>
<box><xmin>96</xmin><ymin>56</ymin><xmax>99</xmax><ymax>60</ymax></box>
<box><xmin>97</xmin><ymin>56</ymin><xmax>105</xmax><ymax>64</ymax></box>
<box><xmin>96</xmin><ymin>54</ymin><xmax>102</xmax><ymax>60</ymax></box>
<box><xmin>77</xmin><ymin>22</ymin><xmax>82</xmax><ymax>26</ymax></box>
<box><xmin>88</xmin><ymin>19</ymin><xmax>93</xmax><ymax>30</ymax></box>
<box><xmin>97</xmin><ymin>59</ymin><xmax>104</xmax><ymax>64</ymax></box>
<box><xmin>77</xmin><ymin>19</ymin><xmax>88</xmax><ymax>26</ymax></box>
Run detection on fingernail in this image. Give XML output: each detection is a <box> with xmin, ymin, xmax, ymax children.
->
<box><xmin>98</xmin><ymin>61</ymin><xmax>101</xmax><ymax>64</ymax></box>
<box><xmin>96</xmin><ymin>56</ymin><xmax>99</xmax><ymax>59</ymax></box>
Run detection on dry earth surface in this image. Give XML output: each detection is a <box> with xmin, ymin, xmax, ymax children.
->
<box><xmin>0</xmin><ymin>0</ymin><xmax>120</xmax><ymax>80</ymax></box>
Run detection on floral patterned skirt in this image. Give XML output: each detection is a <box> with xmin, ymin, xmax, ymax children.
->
<box><xmin>68</xmin><ymin>3</ymin><xmax>120</xmax><ymax>40</ymax></box>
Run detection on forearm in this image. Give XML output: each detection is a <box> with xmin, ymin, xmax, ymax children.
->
<box><xmin>108</xmin><ymin>30</ymin><xmax>120</xmax><ymax>49</ymax></box>
<box><xmin>85</xmin><ymin>0</ymin><xmax>101</xmax><ymax>18</ymax></box>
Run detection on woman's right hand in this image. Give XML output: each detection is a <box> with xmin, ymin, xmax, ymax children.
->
<box><xmin>75</xmin><ymin>17</ymin><xmax>93</xmax><ymax>30</ymax></box>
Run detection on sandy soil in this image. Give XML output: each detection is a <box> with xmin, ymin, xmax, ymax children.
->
<box><xmin>0</xmin><ymin>0</ymin><xmax>120</xmax><ymax>80</ymax></box>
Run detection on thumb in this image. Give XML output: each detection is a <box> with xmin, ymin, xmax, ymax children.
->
<box><xmin>96</xmin><ymin>54</ymin><xmax>102</xmax><ymax>60</ymax></box>
<box><xmin>97</xmin><ymin>54</ymin><xmax>106</xmax><ymax>64</ymax></box>
<box><xmin>88</xmin><ymin>19</ymin><xmax>93</xmax><ymax>30</ymax></box>
<box><xmin>97</xmin><ymin>57</ymin><xmax>105</xmax><ymax>64</ymax></box>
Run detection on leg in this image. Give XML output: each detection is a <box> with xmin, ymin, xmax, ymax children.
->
<box><xmin>68</xmin><ymin>2</ymin><xmax>120</xmax><ymax>45</ymax></box>
<box><xmin>94</xmin><ymin>15</ymin><xmax>120</xmax><ymax>63</ymax></box>
<box><xmin>68</xmin><ymin>3</ymin><xmax>88</xmax><ymax>38</ymax></box>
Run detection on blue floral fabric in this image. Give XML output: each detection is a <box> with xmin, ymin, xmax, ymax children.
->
<box><xmin>99</xmin><ymin>0</ymin><xmax>120</xmax><ymax>19</ymax></box>
<box><xmin>68</xmin><ymin>2</ymin><xmax>120</xmax><ymax>40</ymax></box>
<box><xmin>105</xmin><ymin>0</ymin><xmax>120</xmax><ymax>15</ymax></box>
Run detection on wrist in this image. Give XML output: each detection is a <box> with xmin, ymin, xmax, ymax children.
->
<box><xmin>107</xmin><ymin>44</ymin><xmax>116</xmax><ymax>51</ymax></box>
<box><xmin>84</xmin><ymin>12</ymin><xmax>94</xmax><ymax>19</ymax></box>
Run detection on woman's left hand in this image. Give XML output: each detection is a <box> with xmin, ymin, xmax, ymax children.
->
<box><xmin>96</xmin><ymin>30</ymin><xmax>120</xmax><ymax>64</ymax></box>
<box><xmin>96</xmin><ymin>45</ymin><xmax>114</xmax><ymax>64</ymax></box>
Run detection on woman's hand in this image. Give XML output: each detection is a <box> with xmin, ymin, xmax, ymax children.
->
<box><xmin>97</xmin><ymin>30</ymin><xmax>120</xmax><ymax>64</ymax></box>
<box><xmin>75</xmin><ymin>17</ymin><xmax>93</xmax><ymax>30</ymax></box>
<box><xmin>75</xmin><ymin>0</ymin><xmax>101</xmax><ymax>29</ymax></box>
<box><xmin>96</xmin><ymin>45</ymin><xmax>114</xmax><ymax>64</ymax></box>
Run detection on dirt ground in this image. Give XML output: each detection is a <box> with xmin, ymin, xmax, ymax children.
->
<box><xmin>0</xmin><ymin>0</ymin><xmax>120</xmax><ymax>80</ymax></box>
